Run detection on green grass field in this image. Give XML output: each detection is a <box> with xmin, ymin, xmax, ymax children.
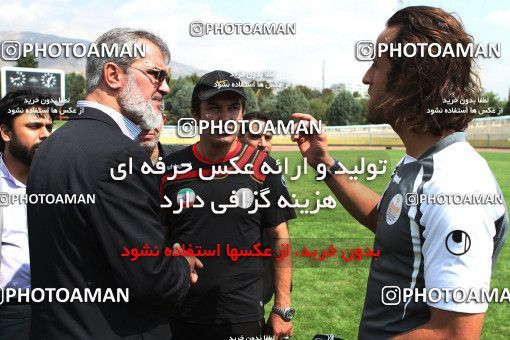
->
<box><xmin>264</xmin><ymin>149</ymin><xmax>510</xmax><ymax>340</ymax></box>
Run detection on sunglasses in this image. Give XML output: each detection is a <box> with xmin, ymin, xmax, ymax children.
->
<box><xmin>130</xmin><ymin>65</ymin><xmax>168</xmax><ymax>83</ymax></box>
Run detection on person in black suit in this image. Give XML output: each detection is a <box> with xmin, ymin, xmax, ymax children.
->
<box><xmin>27</xmin><ymin>28</ymin><xmax>202</xmax><ymax>340</ymax></box>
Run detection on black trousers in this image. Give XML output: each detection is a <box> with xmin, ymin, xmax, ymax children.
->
<box><xmin>170</xmin><ymin>319</ymin><xmax>265</xmax><ymax>340</ymax></box>
<box><xmin>0</xmin><ymin>304</ymin><xmax>31</xmax><ymax>340</ymax></box>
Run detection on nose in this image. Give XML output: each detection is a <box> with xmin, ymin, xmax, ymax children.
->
<box><xmin>362</xmin><ymin>66</ymin><xmax>373</xmax><ymax>86</ymax></box>
<box><xmin>40</xmin><ymin>127</ymin><xmax>50</xmax><ymax>140</ymax></box>
<box><xmin>158</xmin><ymin>79</ymin><xmax>170</xmax><ymax>95</ymax></box>
<box><xmin>258</xmin><ymin>138</ymin><xmax>267</xmax><ymax>149</ymax></box>
<box><xmin>220</xmin><ymin>106</ymin><xmax>231</xmax><ymax>117</ymax></box>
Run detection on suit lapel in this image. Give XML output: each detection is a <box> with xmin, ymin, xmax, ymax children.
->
<box><xmin>70</xmin><ymin>107</ymin><xmax>123</xmax><ymax>133</ymax></box>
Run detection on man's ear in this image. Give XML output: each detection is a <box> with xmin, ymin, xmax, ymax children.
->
<box><xmin>162</xmin><ymin>114</ymin><xmax>167</xmax><ymax>124</ymax></box>
<box><xmin>103</xmin><ymin>62</ymin><xmax>125</xmax><ymax>90</ymax></box>
<box><xmin>0</xmin><ymin>124</ymin><xmax>12</xmax><ymax>144</ymax></box>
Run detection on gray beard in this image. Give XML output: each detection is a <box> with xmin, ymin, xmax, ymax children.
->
<box><xmin>140</xmin><ymin>140</ymin><xmax>158</xmax><ymax>155</ymax></box>
<box><xmin>119</xmin><ymin>74</ymin><xmax>164</xmax><ymax>130</ymax></box>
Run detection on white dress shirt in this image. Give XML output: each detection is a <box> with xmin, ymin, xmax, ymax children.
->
<box><xmin>0</xmin><ymin>153</ymin><xmax>30</xmax><ymax>289</ymax></box>
<box><xmin>76</xmin><ymin>100</ymin><xmax>141</xmax><ymax>140</ymax></box>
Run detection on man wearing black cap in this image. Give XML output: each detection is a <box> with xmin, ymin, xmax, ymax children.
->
<box><xmin>161</xmin><ymin>70</ymin><xmax>296</xmax><ymax>339</ymax></box>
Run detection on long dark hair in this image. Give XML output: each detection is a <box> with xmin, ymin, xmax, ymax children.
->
<box><xmin>379</xmin><ymin>6</ymin><xmax>481</xmax><ymax>135</ymax></box>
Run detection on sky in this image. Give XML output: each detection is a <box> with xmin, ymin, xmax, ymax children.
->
<box><xmin>0</xmin><ymin>0</ymin><xmax>508</xmax><ymax>98</ymax></box>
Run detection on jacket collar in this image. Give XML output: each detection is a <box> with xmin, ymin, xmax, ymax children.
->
<box><xmin>73</xmin><ymin>102</ymin><xmax>141</xmax><ymax>140</ymax></box>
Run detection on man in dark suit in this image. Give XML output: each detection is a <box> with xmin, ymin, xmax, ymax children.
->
<box><xmin>27</xmin><ymin>28</ymin><xmax>201</xmax><ymax>339</ymax></box>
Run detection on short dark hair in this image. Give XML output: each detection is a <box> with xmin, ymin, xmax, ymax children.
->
<box><xmin>191</xmin><ymin>93</ymin><xmax>246</xmax><ymax>117</ymax></box>
<box><xmin>379</xmin><ymin>6</ymin><xmax>481</xmax><ymax>135</ymax></box>
<box><xmin>243</xmin><ymin>111</ymin><xmax>269</xmax><ymax>122</ymax></box>
<box><xmin>0</xmin><ymin>90</ymin><xmax>56</xmax><ymax>151</ymax></box>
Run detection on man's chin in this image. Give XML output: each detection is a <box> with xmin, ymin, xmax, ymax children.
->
<box><xmin>366</xmin><ymin>108</ymin><xmax>388</xmax><ymax>125</ymax></box>
<box><xmin>139</xmin><ymin>136</ymin><xmax>156</xmax><ymax>144</ymax></box>
<box><xmin>140</xmin><ymin>141</ymin><xmax>157</xmax><ymax>154</ymax></box>
<box><xmin>152</xmin><ymin>101</ymin><xmax>164</xmax><ymax>113</ymax></box>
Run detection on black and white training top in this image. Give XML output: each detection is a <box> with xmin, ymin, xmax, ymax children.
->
<box><xmin>358</xmin><ymin>132</ymin><xmax>508</xmax><ymax>339</ymax></box>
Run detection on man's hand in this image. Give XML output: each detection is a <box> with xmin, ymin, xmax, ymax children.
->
<box><xmin>291</xmin><ymin>113</ymin><xmax>380</xmax><ymax>232</ymax></box>
<box><xmin>291</xmin><ymin>113</ymin><xmax>334</xmax><ymax>169</ymax></box>
<box><xmin>173</xmin><ymin>243</ymin><xmax>203</xmax><ymax>285</ymax></box>
<box><xmin>267</xmin><ymin>311</ymin><xmax>292</xmax><ymax>340</ymax></box>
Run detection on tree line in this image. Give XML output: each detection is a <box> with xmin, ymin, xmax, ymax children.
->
<box><xmin>10</xmin><ymin>53</ymin><xmax>510</xmax><ymax>125</ymax></box>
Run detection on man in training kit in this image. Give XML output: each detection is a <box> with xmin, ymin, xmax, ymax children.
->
<box><xmin>238</xmin><ymin>111</ymin><xmax>273</xmax><ymax>153</ymax></box>
<box><xmin>138</xmin><ymin>111</ymin><xmax>184</xmax><ymax>165</ymax></box>
<box><xmin>292</xmin><ymin>6</ymin><xmax>508</xmax><ymax>339</ymax></box>
<box><xmin>161</xmin><ymin>70</ymin><xmax>296</xmax><ymax>339</ymax></box>
<box><xmin>237</xmin><ymin>111</ymin><xmax>277</xmax><ymax>304</ymax></box>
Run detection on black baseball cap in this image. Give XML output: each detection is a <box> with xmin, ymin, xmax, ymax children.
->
<box><xmin>192</xmin><ymin>70</ymin><xmax>245</xmax><ymax>102</ymax></box>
